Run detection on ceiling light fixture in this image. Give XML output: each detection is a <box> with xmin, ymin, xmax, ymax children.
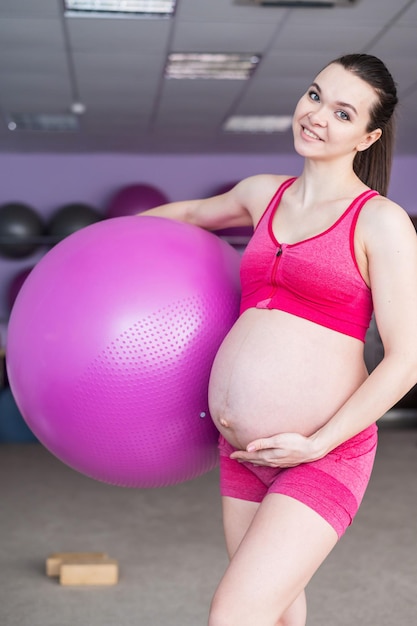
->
<box><xmin>165</xmin><ymin>53</ymin><xmax>261</xmax><ymax>80</ymax></box>
<box><xmin>71</xmin><ymin>102</ymin><xmax>87</xmax><ymax>115</ymax></box>
<box><xmin>223</xmin><ymin>115</ymin><xmax>293</xmax><ymax>133</ymax></box>
<box><xmin>64</xmin><ymin>0</ymin><xmax>176</xmax><ymax>17</ymax></box>
<box><xmin>235</xmin><ymin>0</ymin><xmax>357</xmax><ymax>7</ymax></box>
<box><xmin>6</xmin><ymin>113</ymin><xmax>79</xmax><ymax>132</ymax></box>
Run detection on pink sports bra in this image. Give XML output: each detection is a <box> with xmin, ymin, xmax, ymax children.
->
<box><xmin>239</xmin><ymin>177</ymin><xmax>378</xmax><ymax>342</ymax></box>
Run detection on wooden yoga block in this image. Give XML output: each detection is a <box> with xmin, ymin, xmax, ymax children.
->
<box><xmin>60</xmin><ymin>558</ymin><xmax>119</xmax><ymax>586</ymax></box>
<box><xmin>46</xmin><ymin>552</ymin><xmax>108</xmax><ymax>577</ymax></box>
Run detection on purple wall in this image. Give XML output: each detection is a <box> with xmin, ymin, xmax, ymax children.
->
<box><xmin>1</xmin><ymin>152</ymin><xmax>415</xmax><ymax>217</ymax></box>
<box><xmin>1</xmin><ymin>152</ymin><xmax>416</xmax><ymax>341</ymax></box>
<box><xmin>0</xmin><ymin>153</ymin><xmax>304</xmax><ymax>215</ymax></box>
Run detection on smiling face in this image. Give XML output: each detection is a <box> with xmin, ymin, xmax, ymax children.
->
<box><xmin>292</xmin><ymin>63</ymin><xmax>382</xmax><ymax>162</ymax></box>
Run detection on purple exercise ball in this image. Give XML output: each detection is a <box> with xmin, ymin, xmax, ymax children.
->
<box><xmin>107</xmin><ymin>184</ymin><xmax>169</xmax><ymax>218</ymax></box>
<box><xmin>6</xmin><ymin>216</ymin><xmax>241</xmax><ymax>488</ymax></box>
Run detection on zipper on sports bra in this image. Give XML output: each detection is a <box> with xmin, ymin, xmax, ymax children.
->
<box><xmin>256</xmin><ymin>245</ymin><xmax>283</xmax><ymax>309</ymax></box>
<box><xmin>270</xmin><ymin>245</ymin><xmax>283</xmax><ymax>290</ymax></box>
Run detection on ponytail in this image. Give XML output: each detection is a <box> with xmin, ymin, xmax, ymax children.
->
<box><xmin>353</xmin><ymin>114</ymin><xmax>396</xmax><ymax>197</ymax></box>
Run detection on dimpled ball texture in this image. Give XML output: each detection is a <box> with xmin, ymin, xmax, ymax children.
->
<box><xmin>6</xmin><ymin>216</ymin><xmax>241</xmax><ymax>488</ymax></box>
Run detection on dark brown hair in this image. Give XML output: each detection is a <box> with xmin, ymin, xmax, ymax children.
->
<box><xmin>329</xmin><ymin>53</ymin><xmax>398</xmax><ymax>196</ymax></box>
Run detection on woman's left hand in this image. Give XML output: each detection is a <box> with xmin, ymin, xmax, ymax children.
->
<box><xmin>229</xmin><ymin>432</ymin><xmax>323</xmax><ymax>468</ymax></box>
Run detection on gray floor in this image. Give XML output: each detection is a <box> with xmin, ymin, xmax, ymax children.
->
<box><xmin>1</xmin><ymin>421</ymin><xmax>417</xmax><ymax>626</ymax></box>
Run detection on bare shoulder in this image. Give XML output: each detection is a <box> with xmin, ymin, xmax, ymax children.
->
<box><xmin>233</xmin><ymin>174</ymin><xmax>295</xmax><ymax>220</ymax></box>
<box><xmin>358</xmin><ymin>194</ymin><xmax>416</xmax><ymax>245</ymax></box>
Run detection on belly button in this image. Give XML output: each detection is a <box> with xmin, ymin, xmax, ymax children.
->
<box><xmin>220</xmin><ymin>418</ymin><xmax>230</xmax><ymax>428</ymax></box>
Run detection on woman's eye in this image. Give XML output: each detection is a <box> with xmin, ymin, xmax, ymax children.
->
<box><xmin>308</xmin><ymin>90</ymin><xmax>320</xmax><ymax>102</ymax></box>
<box><xmin>336</xmin><ymin>110</ymin><xmax>350</xmax><ymax>121</ymax></box>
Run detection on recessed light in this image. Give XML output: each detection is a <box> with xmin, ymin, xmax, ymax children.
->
<box><xmin>71</xmin><ymin>102</ymin><xmax>87</xmax><ymax>115</ymax></box>
<box><xmin>223</xmin><ymin>115</ymin><xmax>293</xmax><ymax>133</ymax></box>
<box><xmin>6</xmin><ymin>113</ymin><xmax>79</xmax><ymax>132</ymax></box>
<box><xmin>165</xmin><ymin>53</ymin><xmax>261</xmax><ymax>80</ymax></box>
<box><xmin>64</xmin><ymin>0</ymin><xmax>176</xmax><ymax>17</ymax></box>
<box><xmin>235</xmin><ymin>0</ymin><xmax>357</xmax><ymax>7</ymax></box>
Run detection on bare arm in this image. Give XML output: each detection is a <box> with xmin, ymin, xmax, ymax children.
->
<box><xmin>138</xmin><ymin>174</ymin><xmax>284</xmax><ymax>231</ymax></box>
<box><xmin>310</xmin><ymin>199</ymin><xmax>417</xmax><ymax>453</ymax></box>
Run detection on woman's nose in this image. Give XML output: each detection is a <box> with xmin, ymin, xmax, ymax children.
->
<box><xmin>308</xmin><ymin>109</ymin><xmax>327</xmax><ymax>126</ymax></box>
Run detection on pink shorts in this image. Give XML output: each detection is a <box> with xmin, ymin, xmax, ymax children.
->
<box><xmin>219</xmin><ymin>423</ymin><xmax>378</xmax><ymax>538</ymax></box>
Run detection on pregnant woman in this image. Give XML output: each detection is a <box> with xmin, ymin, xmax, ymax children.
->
<box><xmin>140</xmin><ymin>54</ymin><xmax>417</xmax><ymax>626</ymax></box>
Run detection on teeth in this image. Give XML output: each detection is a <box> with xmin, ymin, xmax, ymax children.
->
<box><xmin>303</xmin><ymin>127</ymin><xmax>320</xmax><ymax>140</ymax></box>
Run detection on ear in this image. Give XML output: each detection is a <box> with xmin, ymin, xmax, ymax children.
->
<box><xmin>356</xmin><ymin>128</ymin><xmax>382</xmax><ymax>152</ymax></box>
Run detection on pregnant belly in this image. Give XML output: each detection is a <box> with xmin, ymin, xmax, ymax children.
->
<box><xmin>208</xmin><ymin>308</ymin><xmax>368</xmax><ymax>450</ymax></box>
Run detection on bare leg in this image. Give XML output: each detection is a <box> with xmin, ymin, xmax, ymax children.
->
<box><xmin>276</xmin><ymin>593</ymin><xmax>306</xmax><ymax>626</ymax></box>
<box><xmin>208</xmin><ymin>494</ymin><xmax>338</xmax><ymax>626</ymax></box>
<box><xmin>223</xmin><ymin>497</ymin><xmax>306</xmax><ymax>625</ymax></box>
<box><xmin>221</xmin><ymin>498</ymin><xmax>306</xmax><ymax>626</ymax></box>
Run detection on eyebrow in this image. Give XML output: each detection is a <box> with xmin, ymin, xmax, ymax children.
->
<box><xmin>310</xmin><ymin>82</ymin><xmax>358</xmax><ymax>116</ymax></box>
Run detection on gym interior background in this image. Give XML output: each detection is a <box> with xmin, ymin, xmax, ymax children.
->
<box><xmin>1</xmin><ymin>1</ymin><xmax>417</xmax><ymax>625</ymax></box>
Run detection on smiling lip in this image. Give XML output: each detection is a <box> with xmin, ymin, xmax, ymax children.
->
<box><xmin>302</xmin><ymin>126</ymin><xmax>323</xmax><ymax>141</ymax></box>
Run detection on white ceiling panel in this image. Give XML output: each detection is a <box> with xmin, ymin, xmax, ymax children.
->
<box><xmin>66</xmin><ymin>17</ymin><xmax>172</xmax><ymax>52</ymax></box>
<box><xmin>237</xmin><ymin>79</ymin><xmax>306</xmax><ymax>115</ymax></box>
<box><xmin>73</xmin><ymin>54</ymin><xmax>165</xmax><ymax>89</ymax></box>
<box><xmin>368</xmin><ymin>25</ymin><xmax>417</xmax><ymax>58</ymax></box>
<box><xmin>0</xmin><ymin>73</ymin><xmax>72</xmax><ymax>108</ymax></box>
<box><xmin>270</xmin><ymin>24</ymin><xmax>382</xmax><ymax>54</ymax></box>
<box><xmin>0</xmin><ymin>18</ymin><xmax>64</xmax><ymax>52</ymax></box>
<box><xmin>1</xmin><ymin>0</ymin><xmax>60</xmax><ymax>18</ymax></box>
<box><xmin>0</xmin><ymin>49</ymin><xmax>68</xmax><ymax>75</ymax></box>
<box><xmin>396</xmin><ymin>0</ymin><xmax>417</xmax><ymax>24</ymax></box>
<box><xmin>171</xmin><ymin>21</ymin><xmax>281</xmax><ymax>53</ymax></box>
<box><xmin>281</xmin><ymin>0</ymin><xmax>414</xmax><ymax>25</ymax></box>
<box><xmin>157</xmin><ymin>79</ymin><xmax>244</xmax><ymax>122</ymax></box>
<box><xmin>253</xmin><ymin>50</ymin><xmax>332</xmax><ymax>80</ymax></box>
